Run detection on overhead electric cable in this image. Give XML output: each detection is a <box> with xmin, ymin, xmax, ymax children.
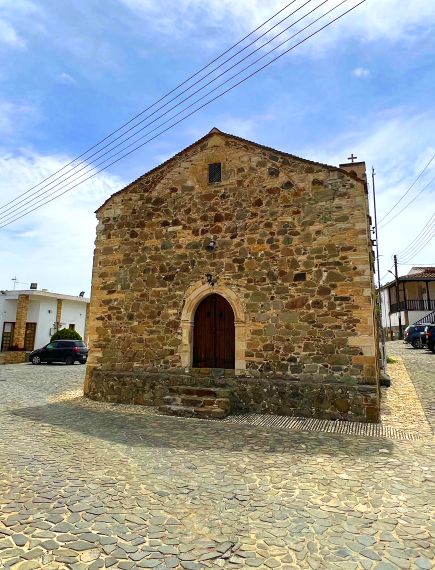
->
<box><xmin>0</xmin><ymin>0</ymin><xmax>301</xmax><ymax>213</ymax></box>
<box><xmin>399</xmin><ymin>212</ymin><xmax>435</xmax><ymax>254</ymax></box>
<box><xmin>398</xmin><ymin>231</ymin><xmax>435</xmax><ymax>265</ymax></box>
<box><xmin>0</xmin><ymin>0</ymin><xmax>321</xmax><ymax>219</ymax></box>
<box><xmin>378</xmin><ymin>173</ymin><xmax>435</xmax><ymax>230</ymax></box>
<box><xmin>396</xmin><ymin>211</ymin><xmax>435</xmax><ymax>258</ymax></box>
<box><xmin>399</xmin><ymin>229</ymin><xmax>435</xmax><ymax>264</ymax></box>
<box><xmin>0</xmin><ymin>0</ymin><xmax>366</xmax><ymax>229</ymax></box>
<box><xmin>0</xmin><ymin>0</ymin><xmax>351</xmax><ymax>226</ymax></box>
<box><xmin>378</xmin><ymin>151</ymin><xmax>435</xmax><ymax>224</ymax></box>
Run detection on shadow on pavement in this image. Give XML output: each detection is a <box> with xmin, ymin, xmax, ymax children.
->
<box><xmin>9</xmin><ymin>398</ymin><xmax>395</xmax><ymax>457</ymax></box>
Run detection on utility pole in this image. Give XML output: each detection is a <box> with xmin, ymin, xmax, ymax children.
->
<box><xmin>393</xmin><ymin>254</ymin><xmax>403</xmax><ymax>339</ymax></box>
<box><xmin>371</xmin><ymin>167</ymin><xmax>386</xmax><ymax>368</ymax></box>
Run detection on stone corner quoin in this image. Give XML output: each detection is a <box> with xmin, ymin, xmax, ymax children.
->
<box><xmin>84</xmin><ymin>130</ymin><xmax>380</xmax><ymax>423</ymax></box>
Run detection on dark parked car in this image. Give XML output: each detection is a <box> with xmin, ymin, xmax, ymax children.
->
<box><xmin>420</xmin><ymin>325</ymin><xmax>435</xmax><ymax>353</ymax></box>
<box><xmin>403</xmin><ymin>324</ymin><xmax>427</xmax><ymax>348</ymax></box>
<box><xmin>29</xmin><ymin>340</ymin><xmax>88</xmax><ymax>365</ymax></box>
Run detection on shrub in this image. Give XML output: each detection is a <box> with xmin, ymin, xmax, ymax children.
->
<box><xmin>51</xmin><ymin>328</ymin><xmax>82</xmax><ymax>341</ymax></box>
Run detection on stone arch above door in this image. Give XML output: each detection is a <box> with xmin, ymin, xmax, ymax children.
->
<box><xmin>179</xmin><ymin>282</ymin><xmax>246</xmax><ymax>371</ymax></box>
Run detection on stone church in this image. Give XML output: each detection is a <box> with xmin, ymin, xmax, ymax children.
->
<box><xmin>84</xmin><ymin>129</ymin><xmax>380</xmax><ymax>422</ymax></box>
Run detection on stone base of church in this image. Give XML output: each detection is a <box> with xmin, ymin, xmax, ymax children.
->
<box><xmin>85</xmin><ymin>367</ymin><xmax>380</xmax><ymax>423</ymax></box>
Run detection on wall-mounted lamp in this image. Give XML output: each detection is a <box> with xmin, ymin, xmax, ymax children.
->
<box><xmin>205</xmin><ymin>274</ymin><xmax>217</xmax><ymax>287</ymax></box>
<box><xmin>206</xmin><ymin>240</ymin><xmax>217</xmax><ymax>252</ymax></box>
<box><xmin>79</xmin><ymin>291</ymin><xmax>85</xmax><ymax>297</ymax></box>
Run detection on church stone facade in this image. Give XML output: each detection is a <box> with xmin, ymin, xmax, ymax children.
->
<box><xmin>84</xmin><ymin>129</ymin><xmax>380</xmax><ymax>422</ymax></box>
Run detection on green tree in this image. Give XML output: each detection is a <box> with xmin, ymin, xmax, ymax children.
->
<box><xmin>50</xmin><ymin>328</ymin><xmax>82</xmax><ymax>341</ymax></box>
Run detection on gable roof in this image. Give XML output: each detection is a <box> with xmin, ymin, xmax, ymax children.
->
<box><xmin>96</xmin><ymin>128</ymin><xmax>361</xmax><ymax>214</ymax></box>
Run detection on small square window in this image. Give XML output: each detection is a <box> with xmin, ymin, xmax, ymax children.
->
<box><xmin>294</xmin><ymin>272</ymin><xmax>306</xmax><ymax>282</ymax></box>
<box><xmin>208</xmin><ymin>162</ymin><xmax>222</xmax><ymax>183</ymax></box>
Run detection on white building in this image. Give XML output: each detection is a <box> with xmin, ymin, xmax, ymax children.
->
<box><xmin>0</xmin><ymin>289</ymin><xmax>90</xmax><ymax>352</ymax></box>
<box><xmin>380</xmin><ymin>267</ymin><xmax>435</xmax><ymax>339</ymax></box>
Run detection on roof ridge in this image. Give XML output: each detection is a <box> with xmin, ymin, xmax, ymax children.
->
<box><xmin>96</xmin><ymin>129</ymin><xmax>357</xmax><ymax>214</ymax></box>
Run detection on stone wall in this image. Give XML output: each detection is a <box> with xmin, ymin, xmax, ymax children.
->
<box><xmin>85</xmin><ymin>130</ymin><xmax>379</xmax><ymax>420</ymax></box>
<box><xmin>88</xmin><ymin>369</ymin><xmax>379</xmax><ymax>422</ymax></box>
<box><xmin>12</xmin><ymin>294</ymin><xmax>29</xmax><ymax>350</ymax></box>
<box><xmin>56</xmin><ymin>299</ymin><xmax>62</xmax><ymax>329</ymax></box>
<box><xmin>0</xmin><ymin>351</ymin><xmax>30</xmax><ymax>365</ymax></box>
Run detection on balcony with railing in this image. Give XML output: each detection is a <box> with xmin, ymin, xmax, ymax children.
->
<box><xmin>390</xmin><ymin>299</ymin><xmax>435</xmax><ymax>314</ymax></box>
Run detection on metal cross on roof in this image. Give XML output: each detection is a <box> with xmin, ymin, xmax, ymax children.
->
<box><xmin>347</xmin><ymin>153</ymin><xmax>358</xmax><ymax>163</ymax></box>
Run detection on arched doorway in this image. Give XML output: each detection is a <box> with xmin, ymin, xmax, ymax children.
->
<box><xmin>193</xmin><ymin>294</ymin><xmax>235</xmax><ymax>369</ymax></box>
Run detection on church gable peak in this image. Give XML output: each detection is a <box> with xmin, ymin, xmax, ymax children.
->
<box><xmin>96</xmin><ymin>128</ymin><xmax>344</xmax><ymax>214</ymax></box>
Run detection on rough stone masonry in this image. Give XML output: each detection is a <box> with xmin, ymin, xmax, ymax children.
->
<box><xmin>84</xmin><ymin>129</ymin><xmax>380</xmax><ymax>422</ymax></box>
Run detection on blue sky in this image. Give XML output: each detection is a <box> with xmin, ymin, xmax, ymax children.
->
<box><xmin>0</xmin><ymin>0</ymin><xmax>434</xmax><ymax>295</ymax></box>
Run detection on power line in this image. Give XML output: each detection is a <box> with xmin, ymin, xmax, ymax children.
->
<box><xmin>0</xmin><ymin>0</ymin><xmax>300</xmax><ymax>213</ymax></box>
<box><xmin>396</xmin><ymin>211</ymin><xmax>435</xmax><ymax>258</ymax></box>
<box><xmin>377</xmin><ymin>151</ymin><xmax>435</xmax><ymax>225</ymax></box>
<box><xmin>378</xmin><ymin>173</ymin><xmax>435</xmax><ymax>230</ymax></box>
<box><xmin>0</xmin><ymin>0</ymin><xmax>325</xmax><ymax>221</ymax></box>
<box><xmin>0</xmin><ymin>1</ymin><xmax>361</xmax><ymax>228</ymax></box>
<box><xmin>0</xmin><ymin>0</ymin><xmax>366</xmax><ymax>229</ymax></box>
<box><xmin>0</xmin><ymin>0</ymin><xmax>366</xmax><ymax>227</ymax></box>
<box><xmin>0</xmin><ymin>0</ymin><xmax>313</xmax><ymax>218</ymax></box>
<box><xmin>399</xmin><ymin>232</ymin><xmax>435</xmax><ymax>264</ymax></box>
<box><xmin>397</xmin><ymin>222</ymin><xmax>435</xmax><ymax>263</ymax></box>
<box><xmin>399</xmin><ymin>229</ymin><xmax>435</xmax><ymax>264</ymax></box>
<box><xmin>399</xmin><ymin>227</ymin><xmax>435</xmax><ymax>263</ymax></box>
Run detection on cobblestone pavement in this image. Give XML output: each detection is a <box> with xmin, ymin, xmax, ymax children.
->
<box><xmin>0</xmin><ymin>359</ymin><xmax>433</xmax><ymax>570</ymax></box>
<box><xmin>386</xmin><ymin>341</ymin><xmax>435</xmax><ymax>431</ymax></box>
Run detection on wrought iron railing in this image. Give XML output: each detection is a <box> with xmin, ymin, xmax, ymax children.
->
<box><xmin>413</xmin><ymin>310</ymin><xmax>435</xmax><ymax>325</ymax></box>
<box><xmin>390</xmin><ymin>299</ymin><xmax>435</xmax><ymax>313</ymax></box>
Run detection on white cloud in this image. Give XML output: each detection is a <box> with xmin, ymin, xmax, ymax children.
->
<box><xmin>303</xmin><ymin>109</ymin><xmax>435</xmax><ymax>282</ymax></box>
<box><xmin>0</xmin><ymin>150</ymin><xmax>124</xmax><ymax>295</ymax></box>
<box><xmin>0</xmin><ymin>100</ymin><xmax>38</xmax><ymax>137</ymax></box>
<box><xmin>57</xmin><ymin>72</ymin><xmax>76</xmax><ymax>85</ymax></box>
<box><xmin>119</xmin><ymin>0</ymin><xmax>435</xmax><ymax>50</ymax></box>
<box><xmin>353</xmin><ymin>67</ymin><xmax>369</xmax><ymax>78</ymax></box>
<box><xmin>0</xmin><ymin>18</ymin><xmax>25</xmax><ymax>48</ymax></box>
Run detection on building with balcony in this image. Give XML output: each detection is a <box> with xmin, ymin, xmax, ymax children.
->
<box><xmin>380</xmin><ymin>267</ymin><xmax>435</xmax><ymax>338</ymax></box>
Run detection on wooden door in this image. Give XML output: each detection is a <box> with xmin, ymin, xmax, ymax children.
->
<box><xmin>193</xmin><ymin>294</ymin><xmax>235</xmax><ymax>369</ymax></box>
<box><xmin>1</xmin><ymin>322</ymin><xmax>15</xmax><ymax>351</ymax></box>
<box><xmin>24</xmin><ymin>322</ymin><xmax>37</xmax><ymax>351</ymax></box>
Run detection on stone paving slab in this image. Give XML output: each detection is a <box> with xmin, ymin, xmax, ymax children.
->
<box><xmin>386</xmin><ymin>341</ymin><xmax>435</xmax><ymax>431</ymax></box>
<box><xmin>44</xmin><ymin>388</ymin><xmax>431</xmax><ymax>442</ymax></box>
<box><xmin>381</xmin><ymin>356</ymin><xmax>432</xmax><ymax>437</ymax></box>
<box><xmin>43</xmin><ymin>355</ymin><xmax>432</xmax><ymax>442</ymax></box>
<box><xmin>0</xmin><ymin>358</ymin><xmax>434</xmax><ymax>569</ymax></box>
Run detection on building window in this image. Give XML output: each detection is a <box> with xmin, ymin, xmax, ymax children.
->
<box><xmin>69</xmin><ymin>324</ymin><xmax>76</xmax><ymax>330</ymax></box>
<box><xmin>208</xmin><ymin>163</ymin><xmax>222</xmax><ymax>183</ymax></box>
<box><xmin>294</xmin><ymin>272</ymin><xmax>306</xmax><ymax>282</ymax></box>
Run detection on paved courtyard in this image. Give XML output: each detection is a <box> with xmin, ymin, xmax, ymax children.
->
<box><xmin>0</xmin><ymin>342</ymin><xmax>433</xmax><ymax>570</ymax></box>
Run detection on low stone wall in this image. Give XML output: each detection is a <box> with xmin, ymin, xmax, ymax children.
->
<box><xmin>0</xmin><ymin>351</ymin><xmax>30</xmax><ymax>365</ymax></box>
<box><xmin>86</xmin><ymin>368</ymin><xmax>380</xmax><ymax>423</ymax></box>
